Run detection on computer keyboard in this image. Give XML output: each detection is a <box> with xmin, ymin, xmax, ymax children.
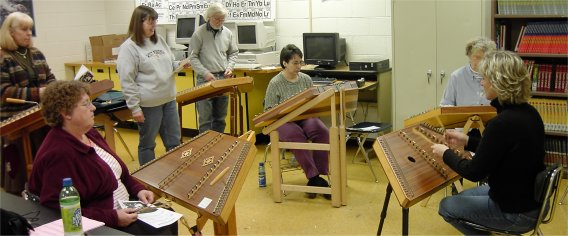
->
<box><xmin>311</xmin><ymin>76</ymin><xmax>336</xmax><ymax>85</ymax></box>
<box><xmin>234</xmin><ymin>63</ymin><xmax>262</xmax><ymax>70</ymax></box>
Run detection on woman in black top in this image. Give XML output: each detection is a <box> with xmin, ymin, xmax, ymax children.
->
<box><xmin>432</xmin><ymin>50</ymin><xmax>545</xmax><ymax>235</ymax></box>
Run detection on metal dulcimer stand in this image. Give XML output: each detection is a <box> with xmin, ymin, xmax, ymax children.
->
<box><xmin>373</xmin><ymin>106</ymin><xmax>497</xmax><ymax>235</ymax></box>
<box><xmin>253</xmin><ymin>81</ymin><xmax>359</xmax><ymax>207</ymax></box>
<box><xmin>176</xmin><ymin>77</ymin><xmax>254</xmax><ymax>138</ymax></box>
<box><xmin>131</xmin><ymin>130</ymin><xmax>257</xmax><ymax>235</ymax></box>
<box><xmin>0</xmin><ymin>80</ymin><xmax>113</xmax><ymax>177</ymax></box>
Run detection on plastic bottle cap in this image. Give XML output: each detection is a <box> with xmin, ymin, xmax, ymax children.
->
<box><xmin>62</xmin><ymin>178</ymin><xmax>73</xmax><ymax>187</ymax></box>
<box><xmin>259</xmin><ymin>162</ymin><xmax>264</xmax><ymax>166</ymax></box>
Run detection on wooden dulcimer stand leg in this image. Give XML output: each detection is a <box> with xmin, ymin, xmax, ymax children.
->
<box><xmin>265</xmin><ymin>89</ymin><xmax>345</xmax><ymax>207</ymax></box>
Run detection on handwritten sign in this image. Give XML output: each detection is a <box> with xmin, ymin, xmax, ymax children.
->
<box><xmin>136</xmin><ymin>0</ymin><xmax>275</xmax><ymax>24</ymax></box>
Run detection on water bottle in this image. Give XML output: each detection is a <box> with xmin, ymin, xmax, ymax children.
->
<box><xmin>60</xmin><ymin>178</ymin><xmax>83</xmax><ymax>235</ymax></box>
<box><xmin>258</xmin><ymin>162</ymin><xmax>266</xmax><ymax>187</ymax></box>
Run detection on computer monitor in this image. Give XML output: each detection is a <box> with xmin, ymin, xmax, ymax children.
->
<box><xmin>236</xmin><ymin>21</ymin><xmax>276</xmax><ymax>51</ymax></box>
<box><xmin>175</xmin><ymin>14</ymin><xmax>206</xmax><ymax>45</ymax></box>
<box><xmin>303</xmin><ymin>33</ymin><xmax>346</xmax><ymax>70</ymax></box>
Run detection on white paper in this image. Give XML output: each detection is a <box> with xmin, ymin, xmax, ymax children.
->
<box><xmin>137</xmin><ymin>207</ymin><xmax>183</xmax><ymax>228</ymax></box>
<box><xmin>361</xmin><ymin>126</ymin><xmax>380</xmax><ymax>131</ymax></box>
<box><xmin>172</xmin><ymin>58</ymin><xmax>191</xmax><ymax>76</ymax></box>
<box><xmin>198</xmin><ymin>197</ymin><xmax>212</xmax><ymax>209</ymax></box>
<box><xmin>74</xmin><ymin>65</ymin><xmax>94</xmax><ymax>83</ymax></box>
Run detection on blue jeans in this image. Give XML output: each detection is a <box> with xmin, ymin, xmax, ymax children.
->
<box><xmin>137</xmin><ymin>100</ymin><xmax>181</xmax><ymax>166</ymax></box>
<box><xmin>438</xmin><ymin>185</ymin><xmax>539</xmax><ymax>235</ymax></box>
<box><xmin>196</xmin><ymin>74</ymin><xmax>228</xmax><ymax>133</ymax></box>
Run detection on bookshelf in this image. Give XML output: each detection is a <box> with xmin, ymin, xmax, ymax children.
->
<box><xmin>491</xmin><ymin>0</ymin><xmax>568</xmax><ymax>177</ymax></box>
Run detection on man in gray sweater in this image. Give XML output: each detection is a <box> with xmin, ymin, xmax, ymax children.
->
<box><xmin>189</xmin><ymin>2</ymin><xmax>238</xmax><ymax>133</ymax></box>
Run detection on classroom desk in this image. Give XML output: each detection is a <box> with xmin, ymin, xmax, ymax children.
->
<box><xmin>0</xmin><ymin>191</ymin><xmax>129</xmax><ymax>235</ymax></box>
<box><xmin>64</xmin><ymin>61</ymin><xmax>282</xmax><ymax>135</ymax></box>
<box><xmin>64</xmin><ymin>62</ymin><xmax>391</xmax><ymax>137</ymax></box>
<box><xmin>301</xmin><ymin>64</ymin><xmax>392</xmax><ymax>126</ymax></box>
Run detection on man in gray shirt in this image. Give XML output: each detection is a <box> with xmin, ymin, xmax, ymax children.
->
<box><xmin>189</xmin><ymin>3</ymin><xmax>238</xmax><ymax>133</ymax></box>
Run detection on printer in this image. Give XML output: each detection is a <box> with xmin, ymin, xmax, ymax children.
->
<box><xmin>236</xmin><ymin>51</ymin><xmax>280</xmax><ymax>66</ymax></box>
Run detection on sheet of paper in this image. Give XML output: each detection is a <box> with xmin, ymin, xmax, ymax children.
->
<box><xmin>137</xmin><ymin>207</ymin><xmax>183</xmax><ymax>228</ymax></box>
<box><xmin>74</xmin><ymin>65</ymin><xmax>94</xmax><ymax>83</ymax></box>
<box><xmin>172</xmin><ymin>58</ymin><xmax>191</xmax><ymax>76</ymax></box>
<box><xmin>30</xmin><ymin>216</ymin><xmax>105</xmax><ymax>236</ymax></box>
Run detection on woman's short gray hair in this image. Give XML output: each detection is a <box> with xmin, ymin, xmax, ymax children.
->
<box><xmin>465</xmin><ymin>37</ymin><xmax>496</xmax><ymax>56</ymax></box>
<box><xmin>478</xmin><ymin>50</ymin><xmax>531</xmax><ymax>105</ymax></box>
<box><xmin>204</xmin><ymin>2</ymin><xmax>228</xmax><ymax>20</ymax></box>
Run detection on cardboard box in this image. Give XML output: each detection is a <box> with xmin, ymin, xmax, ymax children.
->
<box><xmin>89</xmin><ymin>34</ymin><xmax>128</xmax><ymax>62</ymax></box>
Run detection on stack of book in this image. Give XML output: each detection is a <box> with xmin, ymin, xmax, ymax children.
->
<box><xmin>529</xmin><ymin>98</ymin><xmax>568</xmax><ymax>133</ymax></box>
<box><xmin>544</xmin><ymin>135</ymin><xmax>567</xmax><ymax>177</ymax></box>
<box><xmin>498</xmin><ymin>0</ymin><xmax>568</xmax><ymax>15</ymax></box>
<box><xmin>516</xmin><ymin>21</ymin><xmax>568</xmax><ymax>54</ymax></box>
<box><xmin>525</xmin><ymin>60</ymin><xmax>568</xmax><ymax>93</ymax></box>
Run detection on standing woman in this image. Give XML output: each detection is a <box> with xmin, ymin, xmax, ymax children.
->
<box><xmin>0</xmin><ymin>12</ymin><xmax>55</xmax><ymax>193</ymax></box>
<box><xmin>117</xmin><ymin>5</ymin><xmax>181</xmax><ymax>166</ymax></box>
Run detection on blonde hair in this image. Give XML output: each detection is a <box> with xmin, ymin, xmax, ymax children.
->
<box><xmin>204</xmin><ymin>2</ymin><xmax>228</xmax><ymax>20</ymax></box>
<box><xmin>0</xmin><ymin>12</ymin><xmax>34</xmax><ymax>50</ymax></box>
<box><xmin>465</xmin><ymin>37</ymin><xmax>496</xmax><ymax>56</ymax></box>
<box><xmin>478</xmin><ymin>50</ymin><xmax>531</xmax><ymax>105</ymax></box>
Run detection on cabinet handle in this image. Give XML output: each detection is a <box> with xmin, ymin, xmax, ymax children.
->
<box><xmin>440</xmin><ymin>71</ymin><xmax>446</xmax><ymax>84</ymax></box>
<box><xmin>427</xmin><ymin>70</ymin><xmax>432</xmax><ymax>84</ymax></box>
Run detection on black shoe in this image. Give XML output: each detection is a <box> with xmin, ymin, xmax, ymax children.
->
<box><xmin>313</xmin><ymin>176</ymin><xmax>332</xmax><ymax>200</ymax></box>
<box><xmin>306</xmin><ymin>177</ymin><xmax>319</xmax><ymax>199</ymax></box>
<box><xmin>314</xmin><ymin>176</ymin><xmax>330</xmax><ymax>187</ymax></box>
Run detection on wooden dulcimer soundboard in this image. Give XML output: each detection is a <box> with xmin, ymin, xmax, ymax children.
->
<box><xmin>404</xmin><ymin>105</ymin><xmax>496</xmax><ymax>129</ymax></box>
<box><xmin>176</xmin><ymin>77</ymin><xmax>254</xmax><ymax>106</ymax></box>
<box><xmin>131</xmin><ymin>130</ymin><xmax>257</xmax><ymax>235</ymax></box>
<box><xmin>252</xmin><ymin>81</ymin><xmax>359</xmax><ymax>129</ymax></box>
<box><xmin>373</xmin><ymin>123</ymin><xmax>473</xmax><ymax>208</ymax></box>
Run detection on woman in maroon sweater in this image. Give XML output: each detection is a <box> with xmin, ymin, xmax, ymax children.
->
<box><xmin>28</xmin><ymin>81</ymin><xmax>176</xmax><ymax>234</ymax></box>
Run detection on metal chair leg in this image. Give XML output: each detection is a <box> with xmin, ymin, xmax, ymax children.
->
<box><xmin>113</xmin><ymin>128</ymin><xmax>135</xmax><ymax>161</ymax></box>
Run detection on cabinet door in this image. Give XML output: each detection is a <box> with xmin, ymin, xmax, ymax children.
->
<box><xmin>393</xmin><ymin>0</ymin><xmax>437</xmax><ymax>129</ymax></box>
<box><xmin>392</xmin><ymin>0</ymin><xmax>482</xmax><ymax>129</ymax></box>
<box><xmin>436</xmin><ymin>0</ymin><xmax>482</xmax><ymax>103</ymax></box>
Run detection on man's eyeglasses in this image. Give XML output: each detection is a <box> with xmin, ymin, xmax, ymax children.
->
<box><xmin>212</xmin><ymin>16</ymin><xmax>226</xmax><ymax>22</ymax></box>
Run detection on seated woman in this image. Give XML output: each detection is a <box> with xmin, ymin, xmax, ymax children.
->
<box><xmin>264</xmin><ymin>44</ymin><xmax>330</xmax><ymax>199</ymax></box>
<box><xmin>28</xmin><ymin>81</ymin><xmax>177</xmax><ymax>235</ymax></box>
<box><xmin>431</xmin><ymin>50</ymin><xmax>545</xmax><ymax>234</ymax></box>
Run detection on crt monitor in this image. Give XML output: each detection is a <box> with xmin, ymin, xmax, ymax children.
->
<box><xmin>236</xmin><ymin>21</ymin><xmax>276</xmax><ymax>51</ymax></box>
<box><xmin>303</xmin><ymin>32</ymin><xmax>346</xmax><ymax>70</ymax></box>
<box><xmin>175</xmin><ymin>14</ymin><xmax>206</xmax><ymax>45</ymax></box>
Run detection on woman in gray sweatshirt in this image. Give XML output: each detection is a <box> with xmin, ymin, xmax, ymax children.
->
<box><xmin>117</xmin><ymin>5</ymin><xmax>181</xmax><ymax>166</ymax></box>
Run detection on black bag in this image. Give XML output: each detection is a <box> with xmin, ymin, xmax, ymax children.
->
<box><xmin>92</xmin><ymin>90</ymin><xmax>127</xmax><ymax>115</ymax></box>
<box><xmin>1</xmin><ymin>208</ymin><xmax>34</xmax><ymax>235</ymax></box>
